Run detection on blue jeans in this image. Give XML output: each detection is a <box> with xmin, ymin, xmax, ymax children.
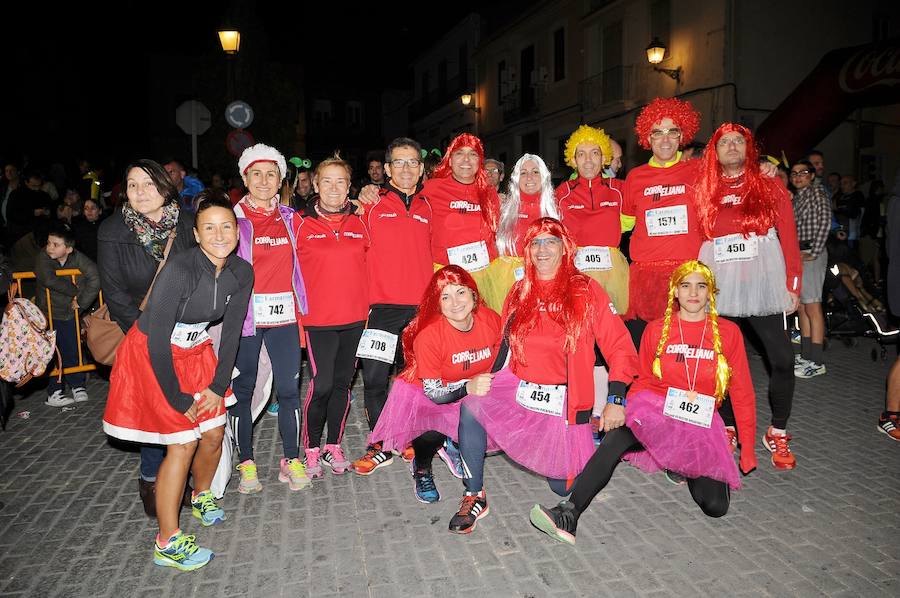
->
<box><xmin>47</xmin><ymin>318</ymin><xmax>85</xmax><ymax>393</ymax></box>
<box><xmin>140</xmin><ymin>446</ymin><xmax>164</xmax><ymax>481</ymax></box>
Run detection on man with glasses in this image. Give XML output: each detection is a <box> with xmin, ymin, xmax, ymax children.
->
<box><xmin>352</xmin><ymin>137</ymin><xmax>435</xmax><ymax>476</ymax></box>
<box><xmin>484</xmin><ymin>159</ymin><xmax>505</xmax><ymax>195</ymax></box>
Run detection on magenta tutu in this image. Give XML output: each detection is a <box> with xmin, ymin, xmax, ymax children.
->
<box><xmin>622</xmin><ymin>389</ymin><xmax>741</xmax><ymax>489</ymax></box>
<box><xmin>370</xmin><ymin>378</ymin><xmax>493</xmax><ymax>452</ymax></box>
<box><xmin>463</xmin><ymin>368</ymin><xmax>595</xmax><ymax>480</ymax></box>
<box><xmin>102</xmin><ymin>326</ymin><xmax>228</xmax><ymax>445</ymax></box>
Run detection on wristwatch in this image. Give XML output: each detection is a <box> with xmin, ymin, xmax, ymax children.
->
<box><xmin>606</xmin><ymin>394</ymin><xmax>626</xmax><ymax>407</ymax></box>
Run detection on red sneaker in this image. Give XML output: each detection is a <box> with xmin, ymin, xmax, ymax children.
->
<box><xmin>762</xmin><ymin>427</ymin><xmax>796</xmax><ymax>470</ymax></box>
<box><xmin>877</xmin><ymin>414</ymin><xmax>900</xmax><ymax>442</ymax></box>
<box><xmin>397</xmin><ymin>445</ymin><xmax>415</xmax><ymax>463</ymax></box>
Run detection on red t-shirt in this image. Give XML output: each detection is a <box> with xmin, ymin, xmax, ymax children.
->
<box><xmin>512</xmin><ymin>192</ymin><xmax>543</xmax><ymax>256</ymax></box>
<box><xmin>622</xmin><ymin>159</ymin><xmax>703</xmax><ymax>263</ymax></box>
<box><xmin>244</xmin><ymin>204</ymin><xmax>295</xmax><ymax>327</ymax></box>
<box><xmin>413</xmin><ymin>307</ymin><xmax>502</xmax><ymax>384</ymax></box>
<box><xmin>631</xmin><ymin>315</ymin><xmax>757</xmax><ymax>473</ymax></box>
<box><xmin>556</xmin><ymin>176</ymin><xmax>624</xmax><ymax>248</ymax></box>
<box><xmin>423</xmin><ymin>177</ymin><xmax>498</xmax><ymax>266</ymax></box>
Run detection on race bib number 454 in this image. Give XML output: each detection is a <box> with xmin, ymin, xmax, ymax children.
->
<box><xmin>646</xmin><ymin>205</ymin><xmax>689</xmax><ymax>237</ymax></box>
<box><xmin>515</xmin><ymin>380</ymin><xmax>566</xmax><ymax>417</ymax></box>
<box><xmin>663</xmin><ymin>387</ymin><xmax>715</xmax><ymax>428</ymax></box>
<box><xmin>355</xmin><ymin>329</ymin><xmax>399</xmax><ymax>364</ymax></box>
<box><xmin>447</xmin><ymin>241</ymin><xmax>490</xmax><ymax>272</ymax></box>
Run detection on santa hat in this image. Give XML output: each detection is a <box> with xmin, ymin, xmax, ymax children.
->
<box><xmin>238</xmin><ymin>144</ymin><xmax>287</xmax><ymax>180</ymax></box>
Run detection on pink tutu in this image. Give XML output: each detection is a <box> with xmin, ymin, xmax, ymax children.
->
<box><xmin>370</xmin><ymin>378</ymin><xmax>488</xmax><ymax>452</ymax></box>
<box><xmin>622</xmin><ymin>389</ymin><xmax>741</xmax><ymax>489</ymax></box>
<box><xmin>463</xmin><ymin>368</ymin><xmax>595</xmax><ymax>480</ymax></box>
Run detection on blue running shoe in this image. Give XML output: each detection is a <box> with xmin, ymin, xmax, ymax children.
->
<box><xmin>437</xmin><ymin>439</ymin><xmax>464</xmax><ymax>479</ymax></box>
<box><xmin>412</xmin><ymin>462</ymin><xmax>440</xmax><ymax>503</ymax></box>
<box><xmin>191</xmin><ymin>490</ymin><xmax>226</xmax><ymax>526</ymax></box>
<box><xmin>153</xmin><ymin>530</ymin><xmax>214</xmax><ymax>571</ymax></box>
<box><xmin>267</xmin><ymin>401</ymin><xmax>279</xmax><ymax>416</ymax></box>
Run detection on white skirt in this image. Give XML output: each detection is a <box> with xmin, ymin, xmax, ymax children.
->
<box><xmin>699</xmin><ymin>228</ymin><xmax>792</xmax><ymax>317</ymax></box>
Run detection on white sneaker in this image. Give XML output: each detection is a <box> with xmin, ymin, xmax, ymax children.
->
<box><xmin>45</xmin><ymin>390</ymin><xmax>75</xmax><ymax>407</ymax></box>
<box><xmin>796</xmin><ymin>362</ymin><xmax>826</xmax><ymax>379</ymax></box>
<box><xmin>72</xmin><ymin>387</ymin><xmax>89</xmax><ymax>402</ymax></box>
<box><xmin>793</xmin><ymin>355</ymin><xmax>811</xmax><ymax>373</ymax></box>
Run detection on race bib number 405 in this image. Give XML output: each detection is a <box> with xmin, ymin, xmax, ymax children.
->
<box><xmin>253</xmin><ymin>292</ymin><xmax>295</xmax><ymax>327</ymax></box>
<box><xmin>355</xmin><ymin>329</ymin><xmax>399</xmax><ymax>364</ymax></box>
<box><xmin>515</xmin><ymin>380</ymin><xmax>566</xmax><ymax>417</ymax></box>
<box><xmin>170</xmin><ymin>321</ymin><xmax>210</xmax><ymax>349</ymax></box>
<box><xmin>575</xmin><ymin>246</ymin><xmax>612</xmax><ymax>272</ymax></box>
<box><xmin>713</xmin><ymin>233</ymin><xmax>759</xmax><ymax>263</ymax></box>
<box><xmin>646</xmin><ymin>205</ymin><xmax>689</xmax><ymax>237</ymax></box>
<box><xmin>663</xmin><ymin>387</ymin><xmax>715</xmax><ymax>428</ymax></box>
<box><xmin>447</xmin><ymin>241</ymin><xmax>490</xmax><ymax>272</ymax></box>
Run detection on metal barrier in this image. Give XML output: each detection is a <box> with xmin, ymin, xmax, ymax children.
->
<box><xmin>11</xmin><ymin>270</ymin><xmax>104</xmax><ymax>377</ymax></box>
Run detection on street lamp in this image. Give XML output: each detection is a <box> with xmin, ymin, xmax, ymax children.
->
<box><xmin>645</xmin><ymin>37</ymin><xmax>681</xmax><ymax>82</ymax></box>
<box><xmin>218</xmin><ymin>29</ymin><xmax>241</xmax><ymax>55</ymax></box>
<box><xmin>461</xmin><ymin>93</ymin><xmax>481</xmax><ymax>113</ymax></box>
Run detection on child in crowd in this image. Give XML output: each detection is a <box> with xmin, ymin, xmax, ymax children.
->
<box><xmin>35</xmin><ymin>223</ymin><xmax>100</xmax><ymax>406</ymax></box>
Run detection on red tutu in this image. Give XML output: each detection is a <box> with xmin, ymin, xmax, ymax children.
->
<box><xmin>463</xmin><ymin>368</ymin><xmax>595</xmax><ymax>480</ymax></box>
<box><xmin>370</xmin><ymin>378</ymin><xmax>499</xmax><ymax>453</ymax></box>
<box><xmin>103</xmin><ymin>326</ymin><xmax>228</xmax><ymax>445</ymax></box>
<box><xmin>622</xmin><ymin>389</ymin><xmax>741</xmax><ymax>489</ymax></box>
<box><xmin>624</xmin><ymin>259</ymin><xmax>683</xmax><ymax>321</ymax></box>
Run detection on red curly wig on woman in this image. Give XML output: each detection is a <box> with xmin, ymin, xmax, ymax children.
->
<box><xmin>506</xmin><ymin>218</ymin><xmax>592</xmax><ymax>366</ymax></box>
<box><xmin>398</xmin><ymin>266</ymin><xmax>486</xmax><ymax>383</ymax></box>
<box><xmin>634</xmin><ymin>97</ymin><xmax>701</xmax><ymax>150</ymax></box>
<box><xmin>694</xmin><ymin>123</ymin><xmax>779</xmax><ymax>238</ymax></box>
<box><xmin>431</xmin><ymin>133</ymin><xmax>500</xmax><ymax>234</ymax></box>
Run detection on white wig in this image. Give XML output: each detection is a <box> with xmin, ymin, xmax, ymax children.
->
<box><xmin>496</xmin><ymin>154</ymin><xmax>560</xmax><ymax>256</ymax></box>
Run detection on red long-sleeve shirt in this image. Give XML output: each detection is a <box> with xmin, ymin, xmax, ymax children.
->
<box><xmin>413</xmin><ymin>307</ymin><xmax>502</xmax><ymax>385</ymax></box>
<box><xmin>556</xmin><ymin>176</ymin><xmax>624</xmax><ymax>248</ymax></box>
<box><xmin>361</xmin><ymin>184</ymin><xmax>433</xmax><ymax>306</ymax></box>
<box><xmin>296</xmin><ymin>209</ymin><xmax>369</xmax><ymax>328</ymax></box>
<box><xmin>423</xmin><ymin>177</ymin><xmax>498</xmax><ymax>266</ymax></box>
<box><xmin>502</xmin><ymin>278</ymin><xmax>638</xmax><ymax>424</ymax></box>
<box><xmin>622</xmin><ymin>159</ymin><xmax>703</xmax><ymax>263</ymax></box>
<box><xmin>631</xmin><ymin>316</ymin><xmax>757</xmax><ymax>473</ymax></box>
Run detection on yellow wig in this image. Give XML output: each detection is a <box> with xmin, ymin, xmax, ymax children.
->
<box><xmin>651</xmin><ymin>260</ymin><xmax>731</xmax><ymax>405</ymax></box>
<box><xmin>564</xmin><ymin>125</ymin><xmax>613</xmax><ymax>170</ymax></box>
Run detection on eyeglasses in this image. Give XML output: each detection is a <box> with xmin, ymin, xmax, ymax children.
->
<box><xmin>716</xmin><ymin>136</ymin><xmax>747</xmax><ymax>148</ymax></box>
<box><xmin>485</xmin><ymin>168</ymin><xmax>501</xmax><ymax>174</ymax></box>
<box><xmin>790</xmin><ymin>170</ymin><xmax>811</xmax><ymax>177</ymax></box>
<box><xmin>649</xmin><ymin>127</ymin><xmax>682</xmax><ymax>140</ymax></box>
<box><xmin>389</xmin><ymin>159</ymin><xmax>421</xmax><ymax>169</ymax></box>
<box><xmin>530</xmin><ymin>236</ymin><xmax>562</xmax><ymax>248</ymax></box>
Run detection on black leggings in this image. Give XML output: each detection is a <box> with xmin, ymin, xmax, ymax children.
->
<box><xmin>302</xmin><ymin>325</ymin><xmax>364</xmax><ymax>449</ymax></box>
<box><xmin>361</xmin><ymin>306</ymin><xmax>416</xmax><ymax>432</ymax></box>
<box><xmin>411</xmin><ymin>431</ymin><xmax>445</xmax><ymax>471</ymax></box>
<box><xmin>570</xmin><ymin>427</ymin><xmax>730</xmax><ymax>518</ymax></box>
<box><xmin>722</xmin><ymin>314</ymin><xmax>794</xmax><ymax>429</ymax></box>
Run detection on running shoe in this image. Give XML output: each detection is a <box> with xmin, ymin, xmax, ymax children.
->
<box><xmin>437</xmin><ymin>439</ymin><xmax>464</xmax><ymax>479</ymax></box>
<box><xmin>793</xmin><ymin>354</ymin><xmax>809</xmax><ymax>370</ymax></box>
<box><xmin>279</xmin><ymin>458</ymin><xmax>311</xmax><ymax>491</ymax></box>
<box><xmin>72</xmin><ymin>387</ymin><xmax>89</xmax><ymax>403</ymax></box>
<box><xmin>725</xmin><ymin>427</ymin><xmax>738</xmax><ymax>453</ymax></box>
<box><xmin>413</xmin><ymin>463</ymin><xmax>440</xmax><ymax>504</ymax></box>
<box><xmin>236</xmin><ymin>460</ymin><xmax>263</xmax><ymax>494</ymax></box>
<box><xmin>191</xmin><ymin>490</ymin><xmax>226</xmax><ymax>526</ymax></box>
<box><xmin>398</xmin><ymin>445</ymin><xmax>415</xmax><ymax>463</ymax></box>
<box><xmin>322</xmin><ymin>444</ymin><xmax>351</xmax><ymax>474</ymax></box>
<box><xmin>153</xmin><ymin>530</ymin><xmax>214</xmax><ymax>571</ymax></box>
<box><xmin>267</xmin><ymin>401</ymin><xmax>279</xmax><ymax>416</ymax></box>
<box><xmin>45</xmin><ymin>390</ymin><xmax>74</xmax><ymax>407</ymax></box>
<box><xmin>762</xmin><ymin>427</ymin><xmax>797</xmax><ymax>470</ymax></box>
<box><xmin>529</xmin><ymin>501</ymin><xmax>578</xmax><ymax>546</ymax></box>
<box><xmin>877</xmin><ymin>414</ymin><xmax>900</xmax><ymax>441</ymax></box>
<box><xmin>351</xmin><ymin>443</ymin><xmax>394</xmax><ymax>475</ymax></box>
<box><xmin>448</xmin><ymin>490</ymin><xmax>489</xmax><ymax>534</ymax></box>
<box><xmin>303</xmin><ymin>447</ymin><xmax>324</xmax><ymax>479</ymax></box>
<box><xmin>664</xmin><ymin>470</ymin><xmax>686</xmax><ymax>485</ymax></box>
<box><xmin>795</xmin><ymin>362</ymin><xmax>826</xmax><ymax>379</ymax></box>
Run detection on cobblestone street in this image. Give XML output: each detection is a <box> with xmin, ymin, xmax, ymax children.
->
<box><xmin>0</xmin><ymin>337</ymin><xmax>898</xmax><ymax>597</ymax></box>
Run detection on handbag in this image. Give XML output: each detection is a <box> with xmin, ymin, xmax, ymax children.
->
<box><xmin>84</xmin><ymin>233</ymin><xmax>175</xmax><ymax>365</ymax></box>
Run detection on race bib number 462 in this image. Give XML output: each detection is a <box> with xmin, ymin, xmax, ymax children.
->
<box><xmin>447</xmin><ymin>241</ymin><xmax>490</xmax><ymax>272</ymax></box>
<box><xmin>645</xmin><ymin>205</ymin><xmax>689</xmax><ymax>237</ymax></box>
<box><xmin>355</xmin><ymin>329</ymin><xmax>399</xmax><ymax>364</ymax></box>
<box><xmin>662</xmin><ymin>387</ymin><xmax>715</xmax><ymax>428</ymax></box>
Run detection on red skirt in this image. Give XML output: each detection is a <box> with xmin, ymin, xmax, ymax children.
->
<box><xmin>624</xmin><ymin>259</ymin><xmax>684</xmax><ymax>321</ymax></box>
<box><xmin>102</xmin><ymin>326</ymin><xmax>228</xmax><ymax>445</ymax></box>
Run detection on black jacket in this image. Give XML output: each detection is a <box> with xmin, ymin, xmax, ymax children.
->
<box><xmin>97</xmin><ymin>207</ymin><xmax>196</xmax><ymax>332</ymax></box>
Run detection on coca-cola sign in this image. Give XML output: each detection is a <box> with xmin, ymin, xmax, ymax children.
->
<box><xmin>838</xmin><ymin>46</ymin><xmax>900</xmax><ymax>93</ymax></box>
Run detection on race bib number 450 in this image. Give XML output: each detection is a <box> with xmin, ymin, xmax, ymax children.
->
<box><xmin>355</xmin><ymin>329</ymin><xmax>399</xmax><ymax>364</ymax></box>
<box><xmin>663</xmin><ymin>387</ymin><xmax>715</xmax><ymax>428</ymax></box>
<box><xmin>713</xmin><ymin>233</ymin><xmax>759</xmax><ymax>263</ymax></box>
<box><xmin>253</xmin><ymin>292</ymin><xmax>295</xmax><ymax>327</ymax></box>
<box><xmin>447</xmin><ymin>241</ymin><xmax>490</xmax><ymax>272</ymax></box>
<box><xmin>646</xmin><ymin>205</ymin><xmax>689</xmax><ymax>237</ymax></box>
<box><xmin>515</xmin><ymin>380</ymin><xmax>566</xmax><ymax>417</ymax></box>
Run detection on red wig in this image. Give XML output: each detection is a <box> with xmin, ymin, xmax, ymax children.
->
<box><xmin>398</xmin><ymin>266</ymin><xmax>486</xmax><ymax>382</ymax></box>
<box><xmin>694</xmin><ymin>123</ymin><xmax>779</xmax><ymax>238</ymax></box>
<box><xmin>506</xmin><ymin>218</ymin><xmax>592</xmax><ymax>365</ymax></box>
<box><xmin>431</xmin><ymin>133</ymin><xmax>499</xmax><ymax>233</ymax></box>
<box><xmin>634</xmin><ymin>97</ymin><xmax>701</xmax><ymax>150</ymax></box>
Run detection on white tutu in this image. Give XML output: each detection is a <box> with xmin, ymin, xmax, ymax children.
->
<box><xmin>699</xmin><ymin>228</ymin><xmax>792</xmax><ymax>317</ymax></box>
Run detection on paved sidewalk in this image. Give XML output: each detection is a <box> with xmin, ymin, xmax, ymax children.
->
<box><xmin>0</xmin><ymin>338</ymin><xmax>898</xmax><ymax>597</ymax></box>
